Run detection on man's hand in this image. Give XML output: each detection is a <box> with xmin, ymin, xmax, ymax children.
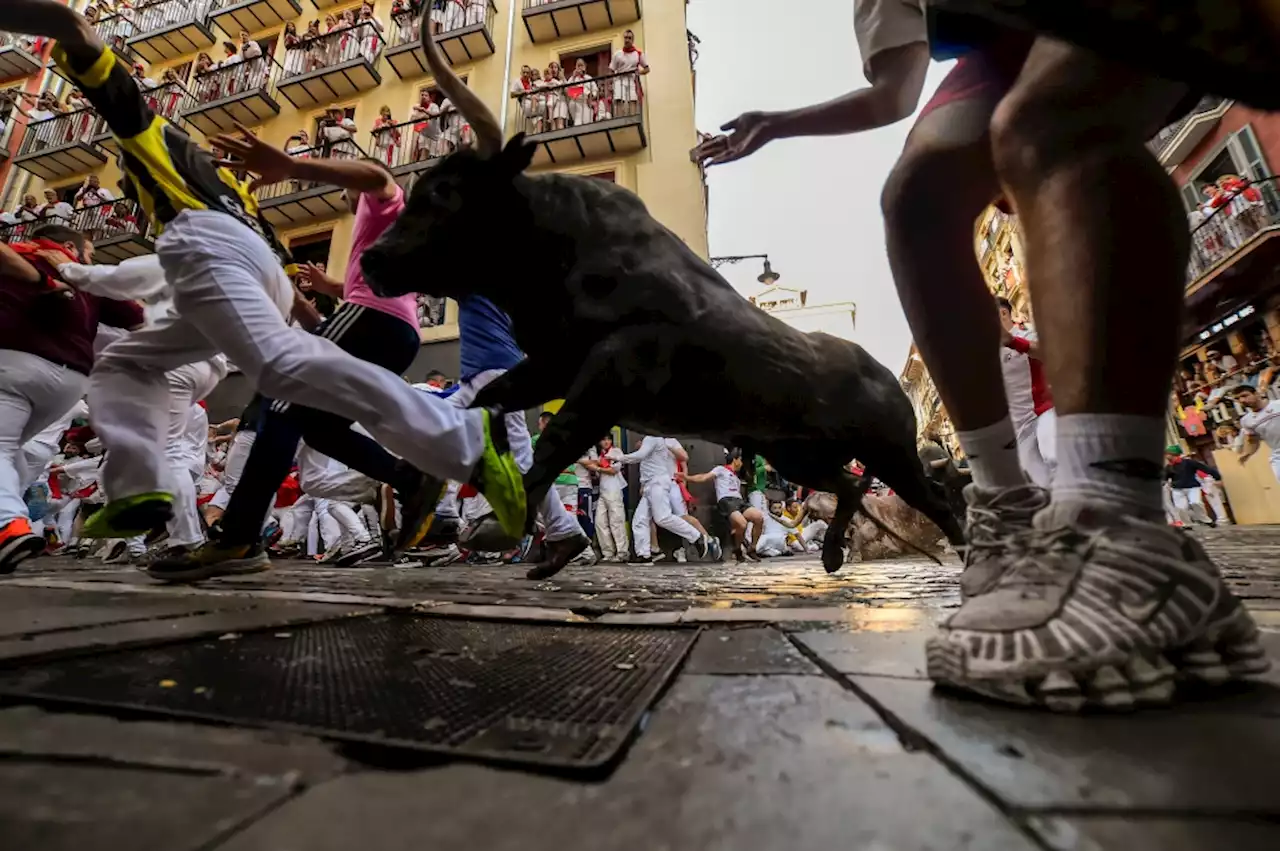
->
<box><xmin>297</xmin><ymin>262</ymin><xmax>343</xmax><ymax>299</ymax></box>
<box><xmin>691</xmin><ymin>112</ymin><xmax>777</xmax><ymax>167</ymax></box>
<box><xmin>212</xmin><ymin>124</ymin><xmax>296</xmax><ymax>192</ymax></box>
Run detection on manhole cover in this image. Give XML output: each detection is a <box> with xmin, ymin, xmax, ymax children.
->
<box><xmin>0</xmin><ymin>614</ymin><xmax>697</xmax><ymax>770</ymax></box>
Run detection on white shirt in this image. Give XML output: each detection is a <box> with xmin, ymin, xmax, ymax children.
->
<box><xmin>1000</xmin><ymin>326</ymin><xmax>1039</xmax><ymax>430</ymax></box>
<box><xmin>854</xmin><ymin>0</ymin><xmax>927</xmax><ymax>76</ymax></box>
<box><xmin>610</xmin><ymin>48</ymin><xmax>648</xmax><ymax>75</ymax></box>
<box><xmin>575</xmin><ymin>447</ymin><xmax>598</xmax><ymax>490</ymax></box>
<box><xmin>597</xmin><ymin>447</ymin><xmax>625</xmax><ymax>495</ymax></box>
<box><xmin>321</xmin><ymin>117</ymin><xmax>357</xmax><ymax>142</ymax></box>
<box><xmin>38</xmin><ymin>200</ymin><xmax>74</xmax><ymax>220</ymax></box>
<box><xmin>242</xmin><ymin>41</ymin><xmax>263</xmax><ymax>60</ymax></box>
<box><xmin>1218</xmin><ymin>354</ymin><xmax>1239</xmax><ymax>372</ymax></box>
<box><xmin>1240</xmin><ymin>400</ymin><xmax>1280</xmax><ymax>461</ymax></box>
<box><xmin>711</xmin><ymin>465</ymin><xmax>742</xmax><ymax>501</ymax></box>
<box><xmin>621</xmin><ymin>436</ymin><xmax>684</xmax><ymax>484</ymax></box>
<box><xmin>76</xmin><ymin>185</ymin><xmax>116</xmax><ymax>206</ymax></box>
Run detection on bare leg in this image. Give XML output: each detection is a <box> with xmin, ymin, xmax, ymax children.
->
<box><xmin>742</xmin><ymin>506</ymin><xmax>765</xmax><ymax>550</ymax></box>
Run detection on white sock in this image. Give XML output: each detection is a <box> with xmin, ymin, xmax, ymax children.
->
<box><xmin>1052</xmin><ymin>414</ymin><xmax>1165</xmax><ymax>519</ymax></box>
<box><xmin>955</xmin><ymin>417</ymin><xmax>1026</xmax><ymax>490</ymax></box>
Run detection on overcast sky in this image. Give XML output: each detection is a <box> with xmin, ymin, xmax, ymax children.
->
<box><xmin>687</xmin><ymin>0</ymin><xmax>953</xmax><ymax>372</ymax></box>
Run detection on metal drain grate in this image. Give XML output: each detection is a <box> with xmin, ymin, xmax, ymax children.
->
<box><xmin>0</xmin><ymin>614</ymin><xmax>697</xmax><ymax>770</ymax></box>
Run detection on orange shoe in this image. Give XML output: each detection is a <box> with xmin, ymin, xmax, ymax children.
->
<box><xmin>0</xmin><ymin>518</ymin><xmax>45</xmax><ymax>574</ymax></box>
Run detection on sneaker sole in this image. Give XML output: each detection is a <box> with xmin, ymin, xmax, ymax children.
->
<box><xmin>0</xmin><ymin>535</ymin><xmax>46</xmax><ymax>574</ymax></box>
<box><xmin>926</xmin><ymin>605</ymin><xmax>1271</xmax><ymax>712</ymax></box>
<box><xmin>147</xmin><ymin>554</ymin><xmax>270</xmax><ymax>584</ymax></box>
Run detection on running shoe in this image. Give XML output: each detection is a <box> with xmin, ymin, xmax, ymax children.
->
<box><xmin>526</xmin><ymin>533</ymin><xmax>592</xmax><ymax>580</ymax></box>
<box><xmin>926</xmin><ymin>502</ymin><xmax>1271</xmax><ymax>712</ymax></box>
<box><xmin>336</xmin><ymin>540</ymin><xmax>382</xmax><ymax>567</ymax></box>
<box><xmin>628</xmin><ymin>555</ymin><xmax>654</xmax><ymax>565</ymax></box>
<box><xmin>0</xmin><ymin>518</ymin><xmax>45</xmax><ymax>574</ymax></box>
<box><xmin>416</xmin><ymin>542</ymin><xmax>463</xmax><ymax>566</ymax></box>
<box><xmin>959</xmin><ymin>484</ymin><xmax>1050</xmax><ymax>599</ymax></box>
<box><xmin>146</xmin><ymin>540</ymin><xmax>270</xmax><ymax>583</ymax></box>
<box><xmin>392</xmin><ymin>469</ymin><xmax>448</xmax><ymax>554</ymax></box>
<box><xmin>102</xmin><ymin>541</ymin><xmax>131</xmax><ymax>564</ymax></box>
<box><xmin>82</xmin><ymin>492</ymin><xmax>174</xmax><ymax>539</ymax></box>
<box><xmin>469</xmin><ymin>409</ymin><xmax>527</xmax><ymax>546</ymax></box>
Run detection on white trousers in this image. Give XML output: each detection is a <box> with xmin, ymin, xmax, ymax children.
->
<box><xmin>88</xmin><ymin>210</ymin><xmax>483</xmax><ymax>514</ymax></box>
<box><xmin>163</xmin><ymin>361</ymin><xmax>221</xmax><ymax>547</ymax></box>
<box><xmin>1170</xmin><ymin>487</ymin><xmax>1212</xmax><ymax>526</ymax></box>
<box><xmin>1201</xmin><ymin>484</ymin><xmax>1231</xmax><ymax>525</ymax></box>
<box><xmin>756</xmin><ymin>532</ymin><xmax>790</xmax><ymax>557</ymax></box>
<box><xmin>595</xmin><ymin>488</ymin><xmax>628</xmax><ymax>559</ymax></box>
<box><xmin>0</xmin><ymin>350</ymin><xmax>88</xmax><ymax>525</ymax></box>
<box><xmin>1015</xmin><ymin>408</ymin><xmax>1057</xmax><ymax>488</ymax></box>
<box><xmin>210</xmin><ymin>430</ymin><xmax>254</xmax><ymax>511</ymax></box>
<box><xmin>450</xmin><ymin>368</ymin><xmax>581</xmax><ymax>542</ymax></box>
<box><xmin>631</xmin><ymin>477</ymin><xmax>699</xmax><ymax>558</ymax></box>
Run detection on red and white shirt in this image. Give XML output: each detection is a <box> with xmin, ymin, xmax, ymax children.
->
<box><xmin>1000</xmin><ymin>326</ymin><xmax>1053</xmax><ymax>430</ymax></box>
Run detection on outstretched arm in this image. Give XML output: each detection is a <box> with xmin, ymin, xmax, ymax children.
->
<box><xmin>682</xmin><ymin>470</ymin><xmax>716</xmax><ymax>484</ymax></box>
<box><xmin>212</xmin><ymin>124</ymin><xmax>397</xmax><ymax>201</ymax></box>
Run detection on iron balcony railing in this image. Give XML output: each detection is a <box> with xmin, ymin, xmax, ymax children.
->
<box><xmin>0</xmin><ymin>31</ymin><xmax>44</xmax><ymax>54</ymax></box>
<box><xmin>1187</xmin><ymin>176</ymin><xmax>1280</xmax><ymax>284</ymax></box>
<box><xmin>0</xmin><ymin>197</ymin><xmax>151</xmax><ymax>246</ymax></box>
<box><xmin>368</xmin><ymin>112</ymin><xmax>472</xmax><ymax>168</ymax></box>
<box><xmin>128</xmin><ymin>0</ymin><xmax>215</xmax><ymax>38</ymax></box>
<box><xmin>17</xmin><ymin>107</ymin><xmax>106</xmax><ymax>157</ymax></box>
<box><xmin>89</xmin><ymin>10</ymin><xmax>138</xmax><ymax>53</ymax></box>
<box><xmin>511</xmin><ymin>70</ymin><xmax>643</xmax><ymax>137</ymax></box>
<box><xmin>71</xmin><ymin>197</ymin><xmax>154</xmax><ymax>245</ymax></box>
<box><xmin>138</xmin><ymin>81</ymin><xmax>191</xmax><ymax>122</ymax></box>
<box><xmin>389</xmin><ymin>0</ymin><xmax>497</xmax><ymax>49</ymax></box>
<box><xmin>1149</xmin><ymin>95</ymin><xmax>1227</xmax><ymax>158</ymax></box>
<box><xmin>184</xmin><ymin>54</ymin><xmax>282</xmax><ymax>111</ymax></box>
<box><xmin>282</xmin><ymin>21</ymin><xmax>384</xmax><ymax>81</ymax></box>
<box><xmin>254</xmin><ymin>140</ymin><xmax>367</xmax><ymax>203</ymax></box>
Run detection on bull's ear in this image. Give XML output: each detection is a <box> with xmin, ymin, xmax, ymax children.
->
<box><xmin>498</xmin><ymin>134</ymin><xmax>537</xmax><ymax>178</ymax></box>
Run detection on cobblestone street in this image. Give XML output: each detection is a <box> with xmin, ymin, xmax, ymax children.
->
<box><xmin>1</xmin><ymin>525</ymin><xmax>1279</xmax><ymax>850</ymax></box>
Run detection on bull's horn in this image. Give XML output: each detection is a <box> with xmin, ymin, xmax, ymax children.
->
<box><xmin>418</xmin><ymin>2</ymin><xmax>501</xmax><ymax>156</ymax></box>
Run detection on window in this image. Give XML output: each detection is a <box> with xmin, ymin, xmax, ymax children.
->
<box><xmin>313</xmin><ymin>105</ymin><xmax>359</xmax><ymax>158</ymax></box>
<box><xmin>1183</xmin><ymin>125</ymin><xmax>1275</xmax><ymax>213</ymax></box>
<box><xmin>559</xmin><ymin>45</ymin><xmax>612</xmax><ymax>77</ymax></box>
<box><xmin>587</xmin><ymin>170</ymin><xmax>615</xmax><ymax>182</ymax></box>
<box><xmin>289</xmin><ymin>231</ymin><xmax>338</xmax><ymax>319</ymax></box>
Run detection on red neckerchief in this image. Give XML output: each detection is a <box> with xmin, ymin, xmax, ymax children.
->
<box><xmin>10</xmin><ymin>238</ymin><xmax>79</xmax><ymax>293</ymax></box>
<box><xmin>622</xmin><ymin>44</ymin><xmax>638</xmax><ymax>53</ymax></box>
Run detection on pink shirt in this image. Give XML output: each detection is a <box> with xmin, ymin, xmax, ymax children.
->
<box><xmin>343</xmin><ymin>184</ymin><xmax>419</xmax><ymax>329</ymax></box>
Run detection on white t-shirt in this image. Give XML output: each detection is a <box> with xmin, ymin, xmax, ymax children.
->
<box><xmin>575</xmin><ymin>447</ymin><xmax>597</xmax><ymax>490</ymax></box>
<box><xmin>1240</xmin><ymin>400</ymin><xmax>1280</xmax><ymax>461</ymax></box>
<box><xmin>597</xmin><ymin>447</ymin><xmax>625</xmax><ymax>495</ymax></box>
<box><xmin>1000</xmin><ymin>326</ymin><xmax>1039</xmax><ymax>431</ymax></box>
<box><xmin>711</xmin><ymin>465</ymin><xmax>742</xmax><ymax>502</ymax></box>
<box><xmin>854</xmin><ymin>0</ymin><xmax>927</xmax><ymax>76</ymax></box>
<box><xmin>609</xmin><ymin>48</ymin><xmax>649</xmax><ymax>75</ymax></box>
<box><xmin>623</xmin><ymin>436</ymin><xmax>683</xmax><ymax>484</ymax></box>
<box><xmin>1218</xmin><ymin>354</ymin><xmax>1239</xmax><ymax>372</ymax></box>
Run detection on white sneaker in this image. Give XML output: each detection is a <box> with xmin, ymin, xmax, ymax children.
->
<box><xmin>959</xmin><ymin>484</ymin><xmax>1049</xmax><ymax>599</ymax></box>
<box><xmin>927</xmin><ymin>502</ymin><xmax>1270</xmax><ymax>712</ymax></box>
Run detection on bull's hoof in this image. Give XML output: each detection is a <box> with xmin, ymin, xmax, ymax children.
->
<box><xmin>822</xmin><ymin>547</ymin><xmax>843</xmax><ymax>574</ymax></box>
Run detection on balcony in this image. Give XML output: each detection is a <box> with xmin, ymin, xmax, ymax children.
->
<box><xmin>277</xmin><ymin>22</ymin><xmax>383</xmax><ymax>110</ymax></box>
<box><xmin>254</xmin><ymin>141</ymin><xmax>365</xmax><ymax>228</ymax></box>
<box><xmin>95</xmin><ymin>82</ymin><xmax>191</xmax><ymax>153</ymax></box>
<box><xmin>370</xmin><ymin>113</ymin><xmax>472</xmax><ymax>188</ymax></box>
<box><xmin>510</xmin><ymin>71</ymin><xmax>645</xmax><ymax>166</ymax></box>
<box><xmin>0</xmin><ymin>32</ymin><xmax>44</xmax><ymax>81</ymax></box>
<box><xmin>12</xmin><ymin>109</ymin><xmax>108</xmax><ymax>181</ymax></box>
<box><xmin>180</xmin><ymin>57</ymin><xmax>282</xmax><ymax>136</ymax></box>
<box><xmin>521</xmin><ymin>0</ymin><xmax>642</xmax><ymax>44</ymax></box>
<box><xmin>385</xmin><ymin>2</ymin><xmax>496</xmax><ymax>79</ymax></box>
<box><xmin>1148</xmin><ymin>95</ymin><xmax>1231</xmax><ymax>168</ymax></box>
<box><xmin>126</xmin><ymin>0</ymin><xmax>217</xmax><ymax>65</ymax></box>
<box><xmin>208</xmin><ymin>0</ymin><xmax>303</xmax><ymax>38</ymax></box>
<box><xmin>1184</xmin><ymin>177</ymin><xmax>1280</xmax><ymax>323</ymax></box>
<box><xmin>73</xmin><ymin>199</ymin><xmax>156</xmax><ymax>263</ymax></box>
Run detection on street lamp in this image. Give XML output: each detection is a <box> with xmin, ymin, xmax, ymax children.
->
<box><xmin>709</xmin><ymin>254</ymin><xmax>779</xmax><ymax>285</ymax></box>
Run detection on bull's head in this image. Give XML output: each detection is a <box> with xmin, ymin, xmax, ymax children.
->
<box><xmin>361</xmin><ymin>4</ymin><xmax>535</xmax><ymax>301</ymax></box>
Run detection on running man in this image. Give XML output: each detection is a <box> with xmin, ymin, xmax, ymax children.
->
<box><xmin>0</xmin><ymin>0</ymin><xmax>525</xmax><ymax>582</ymax></box>
<box><xmin>680</xmin><ymin>450</ymin><xmax>765</xmax><ymax>562</ymax></box>
<box><xmin>694</xmin><ymin>0</ymin><xmax>1269</xmax><ymax>709</ymax></box>
<box><xmin>1231</xmin><ymin>385</ymin><xmax>1280</xmax><ymax>484</ymax></box>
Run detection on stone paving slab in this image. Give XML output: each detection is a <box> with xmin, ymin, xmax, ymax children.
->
<box><xmin>1024</xmin><ymin>815</ymin><xmax>1280</xmax><ymax>851</ymax></box>
<box><xmin>851</xmin><ymin>677</ymin><xmax>1280</xmax><ymax>813</ymax></box>
<box><xmin>217</xmin><ymin>675</ymin><xmax>1036</xmax><ymax>851</ymax></box>
<box><xmin>0</xmin><ymin>706</ymin><xmax>348</xmax><ymax>851</ymax></box>
<box><xmin>0</xmin><ymin>586</ymin><xmax>247</xmax><ymax>639</ymax></box>
<box><xmin>792</xmin><ymin>630</ymin><xmax>932</xmax><ymax>680</ymax></box>
<box><xmin>683</xmin><ymin>627</ymin><xmax>820</xmax><ymax>675</ymax></box>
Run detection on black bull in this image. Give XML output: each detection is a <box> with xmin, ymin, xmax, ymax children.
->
<box><xmin>360</xmin><ymin>141</ymin><xmax>964</xmax><ymax>572</ymax></box>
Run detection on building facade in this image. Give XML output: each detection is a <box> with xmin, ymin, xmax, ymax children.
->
<box><xmin>0</xmin><ymin>0</ymin><xmax>708</xmax><ymax>387</ymax></box>
<box><xmin>747</xmin><ymin>282</ymin><xmax>856</xmax><ymax>343</ymax></box>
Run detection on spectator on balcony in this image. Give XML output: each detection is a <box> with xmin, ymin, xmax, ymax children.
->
<box><xmin>427</xmin><ymin>0</ymin><xmax>448</xmax><ymax>35</ymax></box>
<box><xmin>357</xmin><ymin>2</ymin><xmax>384</xmax><ymax>61</ymax></box>
<box><xmin>410</xmin><ymin>91</ymin><xmax>440</xmax><ymax>160</ymax></box>
<box><xmin>238</xmin><ymin>32</ymin><xmax>265</xmax><ymax>92</ymax></box>
<box><xmin>193</xmin><ymin>51</ymin><xmax>220</xmax><ymax>103</ymax></box>
<box><xmin>333</xmin><ymin>10</ymin><xmax>357</xmax><ymax>63</ymax></box>
<box><xmin>510</xmin><ymin>65</ymin><xmax>541</xmax><ymax>134</ymax></box>
<box><xmin>105</xmin><ymin>200</ymin><xmax>139</xmax><ymax>236</ymax></box>
<box><xmin>35</xmin><ymin>190</ymin><xmax>73</xmax><ymax>223</ymax></box>
<box><xmin>371</xmin><ymin>105</ymin><xmax>400</xmax><ymax>168</ymax></box>
<box><xmin>303</xmin><ymin>19</ymin><xmax>325</xmax><ymax>72</ymax></box>
<box><xmin>543</xmin><ymin>62</ymin><xmax>569</xmax><ymax>131</ymax></box>
<box><xmin>1220</xmin><ymin>173</ymin><xmax>1267</xmax><ymax>234</ymax></box>
<box><xmin>609</xmin><ymin>29</ymin><xmax>648</xmax><ymax>118</ymax></box>
<box><xmin>318</xmin><ymin>108</ymin><xmax>358</xmax><ymax>159</ymax></box>
<box><xmin>152</xmin><ymin>68</ymin><xmax>184</xmax><ymax>117</ymax></box>
<box><xmin>390</xmin><ymin>0</ymin><xmax>421</xmax><ymax>43</ymax></box>
<box><xmin>74</xmin><ymin>175</ymin><xmax>115</xmax><ymax>209</ymax></box>
<box><xmin>282</xmin><ymin>22</ymin><xmax>303</xmax><ymax>77</ymax></box>
<box><xmin>14</xmin><ymin>195</ymin><xmax>41</xmax><ymax>223</ymax></box>
<box><xmin>1208</xmin><ymin>348</ymin><xmax>1239</xmax><ymax>376</ymax></box>
<box><xmin>565</xmin><ymin>58</ymin><xmax>597</xmax><ymax>128</ymax></box>
<box><xmin>130</xmin><ymin>62</ymin><xmax>157</xmax><ymax>90</ymax></box>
